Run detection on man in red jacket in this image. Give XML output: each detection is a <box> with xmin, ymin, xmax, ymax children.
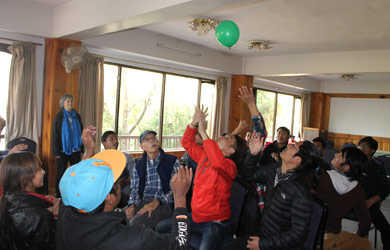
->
<box><xmin>181</xmin><ymin>106</ymin><xmax>247</xmax><ymax>250</ymax></box>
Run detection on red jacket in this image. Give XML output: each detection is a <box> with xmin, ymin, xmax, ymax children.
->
<box><xmin>182</xmin><ymin>125</ymin><xmax>236</xmax><ymax>223</ymax></box>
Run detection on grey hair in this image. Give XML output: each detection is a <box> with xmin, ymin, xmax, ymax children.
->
<box><xmin>59</xmin><ymin>94</ymin><xmax>74</xmax><ymax>108</ymax></box>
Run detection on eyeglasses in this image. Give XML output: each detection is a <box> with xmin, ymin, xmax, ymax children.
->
<box><xmin>143</xmin><ymin>136</ymin><xmax>157</xmax><ymax>142</ymax></box>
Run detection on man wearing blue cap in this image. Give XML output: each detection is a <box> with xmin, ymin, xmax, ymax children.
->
<box><xmin>126</xmin><ymin>130</ymin><xmax>181</xmax><ymax>228</ymax></box>
<box><xmin>57</xmin><ymin>131</ymin><xmax>192</xmax><ymax>250</ymax></box>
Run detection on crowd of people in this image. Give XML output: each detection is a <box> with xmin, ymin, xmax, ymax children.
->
<box><xmin>0</xmin><ymin>91</ymin><xmax>389</xmax><ymax>250</ymax></box>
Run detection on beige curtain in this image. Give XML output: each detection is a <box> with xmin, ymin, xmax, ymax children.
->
<box><xmin>78</xmin><ymin>54</ymin><xmax>104</xmax><ymax>153</ymax></box>
<box><xmin>211</xmin><ymin>77</ymin><xmax>227</xmax><ymax>139</ymax></box>
<box><xmin>5</xmin><ymin>41</ymin><xmax>39</xmax><ymax>149</ymax></box>
<box><xmin>300</xmin><ymin>93</ymin><xmax>310</xmax><ymax>138</ymax></box>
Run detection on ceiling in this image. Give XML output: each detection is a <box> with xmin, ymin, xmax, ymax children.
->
<box><xmin>17</xmin><ymin>0</ymin><xmax>390</xmax><ymax>82</ymax></box>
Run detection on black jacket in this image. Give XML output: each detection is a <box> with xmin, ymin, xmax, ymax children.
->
<box><xmin>56</xmin><ymin>205</ymin><xmax>190</xmax><ymax>250</ymax></box>
<box><xmin>244</xmin><ymin>153</ymin><xmax>313</xmax><ymax>250</ymax></box>
<box><xmin>4</xmin><ymin>191</ymin><xmax>56</xmax><ymax>250</ymax></box>
<box><xmin>52</xmin><ymin>109</ymin><xmax>84</xmax><ymax>156</ymax></box>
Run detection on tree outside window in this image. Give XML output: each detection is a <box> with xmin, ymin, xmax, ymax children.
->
<box><xmin>102</xmin><ymin>63</ymin><xmax>215</xmax><ymax>153</ymax></box>
<box><xmin>255</xmin><ymin>88</ymin><xmax>301</xmax><ymax>142</ymax></box>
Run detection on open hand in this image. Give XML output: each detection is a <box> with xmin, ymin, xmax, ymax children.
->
<box><xmin>248</xmin><ymin>131</ymin><xmax>265</xmax><ymax>155</ymax></box>
<box><xmin>238</xmin><ymin>86</ymin><xmax>255</xmax><ymax>105</ymax></box>
<box><xmin>137</xmin><ymin>200</ymin><xmax>159</xmax><ymax>217</ymax></box>
<box><xmin>9</xmin><ymin>144</ymin><xmax>28</xmax><ymax>154</ymax></box>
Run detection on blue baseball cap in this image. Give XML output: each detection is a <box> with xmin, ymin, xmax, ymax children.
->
<box><xmin>59</xmin><ymin>149</ymin><xmax>126</xmax><ymax>213</ymax></box>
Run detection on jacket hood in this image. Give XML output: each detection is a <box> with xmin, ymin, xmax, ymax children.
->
<box><xmin>327</xmin><ymin>170</ymin><xmax>358</xmax><ymax>195</ymax></box>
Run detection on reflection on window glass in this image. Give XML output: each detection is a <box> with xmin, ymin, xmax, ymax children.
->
<box><xmin>293</xmin><ymin>98</ymin><xmax>301</xmax><ymax>140</ymax></box>
<box><xmin>200</xmin><ymin>83</ymin><xmax>215</xmax><ymax>136</ymax></box>
<box><xmin>118</xmin><ymin>68</ymin><xmax>163</xmax><ymax>152</ymax></box>
<box><xmin>275</xmin><ymin>94</ymin><xmax>294</xmax><ymax>136</ymax></box>
<box><xmin>163</xmin><ymin>75</ymin><xmax>198</xmax><ymax>149</ymax></box>
<box><xmin>256</xmin><ymin>90</ymin><xmax>276</xmax><ymax>142</ymax></box>
<box><xmin>102</xmin><ymin>64</ymin><xmax>119</xmax><ymax>133</ymax></box>
<box><xmin>0</xmin><ymin>51</ymin><xmax>11</xmax><ymax>149</ymax></box>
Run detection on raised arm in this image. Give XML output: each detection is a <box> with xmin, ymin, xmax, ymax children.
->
<box><xmin>81</xmin><ymin>125</ymin><xmax>96</xmax><ymax>159</ymax></box>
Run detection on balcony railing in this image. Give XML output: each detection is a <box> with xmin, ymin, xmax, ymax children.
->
<box><xmin>118</xmin><ymin>135</ymin><xmax>183</xmax><ymax>153</ymax></box>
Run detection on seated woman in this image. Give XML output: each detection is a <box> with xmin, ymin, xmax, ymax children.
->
<box><xmin>0</xmin><ymin>152</ymin><xmax>59</xmax><ymax>250</ymax></box>
<box><xmin>311</xmin><ymin>147</ymin><xmax>372</xmax><ymax>250</ymax></box>
<box><xmin>226</xmin><ymin>134</ymin><xmax>320</xmax><ymax>250</ymax></box>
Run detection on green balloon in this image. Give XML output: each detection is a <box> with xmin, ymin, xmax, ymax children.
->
<box><xmin>215</xmin><ymin>20</ymin><xmax>240</xmax><ymax>48</ymax></box>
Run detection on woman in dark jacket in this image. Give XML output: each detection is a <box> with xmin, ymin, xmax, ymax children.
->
<box><xmin>226</xmin><ymin>133</ymin><xmax>320</xmax><ymax>250</ymax></box>
<box><xmin>52</xmin><ymin>94</ymin><xmax>83</xmax><ymax>197</ymax></box>
<box><xmin>0</xmin><ymin>152</ymin><xmax>59</xmax><ymax>250</ymax></box>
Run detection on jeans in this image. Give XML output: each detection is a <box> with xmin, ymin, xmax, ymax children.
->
<box><xmin>194</xmin><ymin>219</ymin><xmax>230</xmax><ymax>250</ymax></box>
<box><xmin>156</xmin><ymin>213</ymin><xmax>230</xmax><ymax>250</ymax></box>
<box><xmin>56</xmin><ymin>152</ymin><xmax>81</xmax><ymax>198</ymax></box>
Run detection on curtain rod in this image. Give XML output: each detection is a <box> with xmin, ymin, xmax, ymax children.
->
<box><xmin>0</xmin><ymin>37</ymin><xmax>43</xmax><ymax>46</ymax></box>
<box><xmin>90</xmin><ymin>53</ymin><xmax>224</xmax><ymax>79</ymax></box>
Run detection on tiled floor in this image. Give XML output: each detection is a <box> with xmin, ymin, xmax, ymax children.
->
<box><xmin>342</xmin><ymin>198</ymin><xmax>390</xmax><ymax>250</ymax></box>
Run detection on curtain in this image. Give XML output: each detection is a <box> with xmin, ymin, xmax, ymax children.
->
<box><xmin>78</xmin><ymin>54</ymin><xmax>104</xmax><ymax>153</ymax></box>
<box><xmin>300</xmin><ymin>93</ymin><xmax>310</xmax><ymax>138</ymax></box>
<box><xmin>5</xmin><ymin>41</ymin><xmax>39</xmax><ymax>149</ymax></box>
<box><xmin>212</xmin><ymin>77</ymin><xmax>227</xmax><ymax>139</ymax></box>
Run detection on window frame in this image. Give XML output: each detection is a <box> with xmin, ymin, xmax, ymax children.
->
<box><xmin>104</xmin><ymin>62</ymin><xmax>215</xmax><ymax>152</ymax></box>
<box><xmin>254</xmin><ymin>87</ymin><xmax>302</xmax><ymax>141</ymax></box>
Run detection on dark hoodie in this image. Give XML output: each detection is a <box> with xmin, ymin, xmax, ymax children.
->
<box><xmin>56</xmin><ymin>205</ymin><xmax>189</xmax><ymax>250</ymax></box>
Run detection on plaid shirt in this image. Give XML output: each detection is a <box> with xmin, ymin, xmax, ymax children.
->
<box><xmin>360</xmin><ymin>158</ymin><xmax>390</xmax><ymax>200</ymax></box>
<box><xmin>128</xmin><ymin>153</ymin><xmax>180</xmax><ymax>205</ymax></box>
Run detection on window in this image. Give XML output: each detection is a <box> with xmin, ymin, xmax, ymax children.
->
<box><xmin>255</xmin><ymin>88</ymin><xmax>301</xmax><ymax>142</ymax></box>
<box><xmin>102</xmin><ymin>63</ymin><xmax>215</xmax><ymax>152</ymax></box>
<box><xmin>0</xmin><ymin>50</ymin><xmax>11</xmax><ymax>149</ymax></box>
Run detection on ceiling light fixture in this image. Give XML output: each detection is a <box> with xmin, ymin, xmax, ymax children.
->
<box><xmin>188</xmin><ymin>19</ymin><xmax>219</xmax><ymax>36</ymax></box>
<box><xmin>247</xmin><ymin>40</ymin><xmax>272</xmax><ymax>50</ymax></box>
<box><xmin>340</xmin><ymin>74</ymin><xmax>358</xmax><ymax>81</ymax></box>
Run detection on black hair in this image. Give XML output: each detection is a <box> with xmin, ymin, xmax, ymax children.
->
<box><xmin>313</xmin><ymin>137</ymin><xmax>326</xmax><ymax>150</ymax></box>
<box><xmin>0</xmin><ymin>152</ymin><xmax>42</xmax><ymax>249</ymax></box>
<box><xmin>311</xmin><ymin>147</ymin><xmax>367</xmax><ymax>190</ymax></box>
<box><xmin>358</xmin><ymin>136</ymin><xmax>378</xmax><ymax>155</ymax></box>
<box><xmin>341</xmin><ymin>147</ymin><xmax>367</xmax><ymax>181</ymax></box>
<box><xmin>101</xmin><ymin>130</ymin><xmax>116</xmax><ymax>143</ymax></box>
<box><xmin>228</xmin><ymin>135</ymin><xmax>249</xmax><ymax>176</ymax></box>
<box><xmin>277</xmin><ymin>126</ymin><xmax>290</xmax><ymax>136</ymax></box>
<box><xmin>293</xmin><ymin>141</ymin><xmax>320</xmax><ymax>176</ymax></box>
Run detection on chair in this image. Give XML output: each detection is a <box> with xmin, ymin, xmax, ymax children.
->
<box><xmin>6</xmin><ymin>137</ymin><xmax>37</xmax><ymax>153</ymax></box>
<box><xmin>303</xmin><ymin>195</ymin><xmax>328</xmax><ymax>250</ymax></box>
<box><xmin>376</xmin><ymin>154</ymin><xmax>390</xmax><ymax>177</ymax></box>
<box><xmin>189</xmin><ymin>179</ymin><xmax>247</xmax><ymax>249</ymax></box>
<box><xmin>344</xmin><ymin>205</ymin><xmax>380</xmax><ymax>249</ymax></box>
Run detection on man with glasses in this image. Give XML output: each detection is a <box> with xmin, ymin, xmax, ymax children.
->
<box><xmin>358</xmin><ymin>136</ymin><xmax>390</xmax><ymax>250</ymax></box>
<box><xmin>125</xmin><ymin>130</ymin><xmax>180</xmax><ymax>228</ymax></box>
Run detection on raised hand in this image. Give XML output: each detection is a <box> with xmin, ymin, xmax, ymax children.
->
<box><xmin>81</xmin><ymin>125</ymin><xmax>96</xmax><ymax>159</ymax></box>
<box><xmin>191</xmin><ymin>105</ymin><xmax>208</xmax><ymax>128</ymax></box>
<box><xmin>171</xmin><ymin>166</ymin><xmax>193</xmax><ymax>208</ymax></box>
<box><xmin>238</xmin><ymin>86</ymin><xmax>256</xmax><ymax>105</ymax></box>
<box><xmin>248</xmin><ymin>131</ymin><xmax>265</xmax><ymax>155</ymax></box>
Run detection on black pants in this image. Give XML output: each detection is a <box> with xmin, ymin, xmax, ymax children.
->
<box><xmin>370</xmin><ymin>202</ymin><xmax>390</xmax><ymax>250</ymax></box>
<box><xmin>55</xmin><ymin>152</ymin><xmax>81</xmax><ymax>198</ymax></box>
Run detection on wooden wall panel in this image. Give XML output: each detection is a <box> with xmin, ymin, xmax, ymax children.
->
<box><xmin>228</xmin><ymin>75</ymin><xmax>253</xmax><ymax>138</ymax></box>
<box><xmin>41</xmin><ymin>38</ymin><xmax>82</xmax><ymax>195</ymax></box>
<box><xmin>327</xmin><ymin>132</ymin><xmax>390</xmax><ymax>152</ymax></box>
<box><xmin>309</xmin><ymin>92</ymin><xmax>324</xmax><ymax>129</ymax></box>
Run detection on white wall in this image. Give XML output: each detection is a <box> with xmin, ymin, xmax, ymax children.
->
<box><xmin>0</xmin><ymin>31</ymin><xmax>45</xmax><ymax>137</ymax></box>
<box><xmin>0</xmin><ymin>0</ymin><xmax>52</xmax><ymax>37</ymax></box>
<box><xmin>83</xmin><ymin>29</ymin><xmax>243</xmax><ymax>75</ymax></box>
<box><xmin>329</xmin><ymin>98</ymin><xmax>390</xmax><ymax>137</ymax></box>
<box><xmin>321</xmin><ymin>80</ymin><xmax>390</xmax><ymax>94</ymax></box>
